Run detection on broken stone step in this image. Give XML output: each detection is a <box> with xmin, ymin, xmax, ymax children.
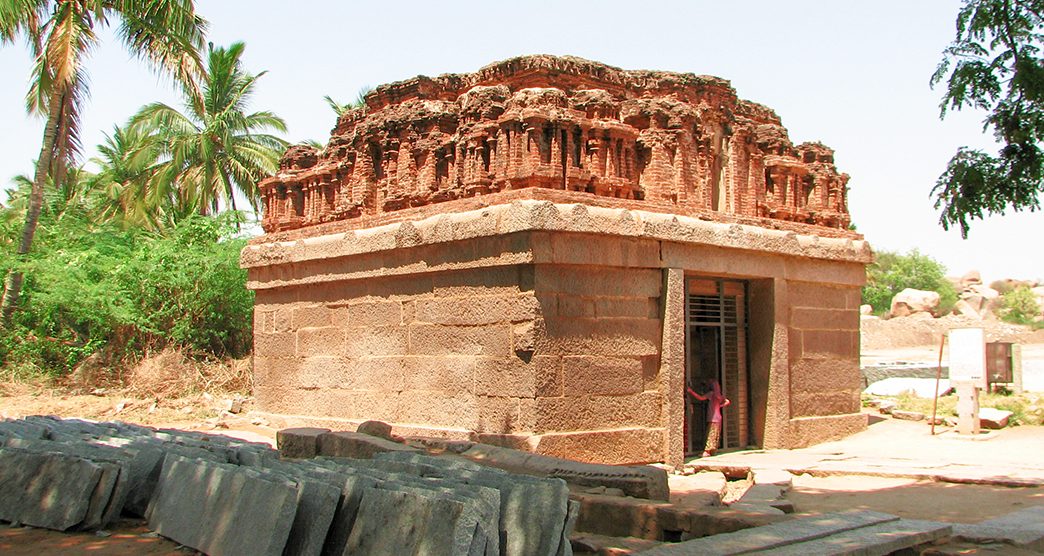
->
<box><xmin>634</xmin><ymin>510</ymin><xmax>899</xmax><ymax>555</ymax></box>
<box><xmin>754</xmin><ymin>519</ymin><xmax>952</xmax><ymax>556</ymax></box>
<box><xmin>570</xmin><ymin>533</ymin><xmax>662</xmax><ymax>555</ymax></box>
<box><xmin>954</xmin><ymin>505</ymin><xmax>1044</xmax><ymax>551</ymax></box>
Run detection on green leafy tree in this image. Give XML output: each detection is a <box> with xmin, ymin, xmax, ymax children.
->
<box><xmin>862</xmin><ymin>249</ymin><xmax>959</xmax><ymax>314</ymax></box>
<box><xmin>999</xmin><ymin>286</ymin><xmax>1042</xmax><ymax>323</ymax></box>
<box><xmin>130</xmin><ymin>42</ymin><xmax>287</xmax><ymax>216</ymax></box>
<box><xmin>932</xmin><ymin>0</ymin><xmax>1044</xmax><ymax>237</ymax></box>
<box><xmin>323</xmin><ymin>86</ymin><xmax>372</xmax><ymax>116</ymax></box>
<box><xmin>0</xmin><ymin>0</ymin><xmax>207</xmax><ymax>326</ymax></box>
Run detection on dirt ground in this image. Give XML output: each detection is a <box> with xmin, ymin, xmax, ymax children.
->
<box><xmin>2</xmin><ymin>318</ymin><xmax>1042</xmax><ymax>552</ymax></box>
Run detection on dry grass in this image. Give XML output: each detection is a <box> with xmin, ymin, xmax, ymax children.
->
<box><xmin>123</xmin><ymin>348</ymin><xmax>251</xmax><ymax>398</ymax></box>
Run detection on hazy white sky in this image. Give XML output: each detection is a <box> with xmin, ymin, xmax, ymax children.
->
<box><xmin>1</xmin><ymin>1</ymin><xmax>1040</xmax><ymax>281</ymax></box>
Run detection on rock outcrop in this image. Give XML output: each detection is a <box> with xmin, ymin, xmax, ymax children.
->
<box><xmin>259</xmin><ymin>55</ymin><xmax>851</xmax><ymax>236</ymax></box>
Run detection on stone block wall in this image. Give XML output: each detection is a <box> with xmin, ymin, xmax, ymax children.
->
<box><xmin>244</xmin><ymin>200</ymin><xmax>872</xmax><ymax>465</ymax></box>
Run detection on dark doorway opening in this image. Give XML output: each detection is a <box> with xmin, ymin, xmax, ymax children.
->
<box><xmin>684</xmin><ymin>278</ymin><xmax>749</xmax><ymax>455</ymax></box>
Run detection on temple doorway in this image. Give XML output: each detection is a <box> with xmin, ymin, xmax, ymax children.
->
<box><xmin>684</xmin><ymin>277</ymin><xmax>750</xmax><ymax>455</ymax></box>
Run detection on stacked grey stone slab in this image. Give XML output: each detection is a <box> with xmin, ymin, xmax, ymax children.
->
<box><xmin>1</xmin><ymin>417</ymin><xmax>578</xmax><ymax>556</ymax></box>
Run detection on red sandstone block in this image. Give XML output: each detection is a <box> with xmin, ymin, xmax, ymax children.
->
<box><xmin>342</xmin><ymin>357</ymin><xmax>407</xmax><ymax>392</ymax></box>
<box><xmin>297</xmin><ymin>326</ymin><xmax>345</xmax><ymax>357</ymax></box>
<box><xmin>347</xmin><ymin>300</ymin><xmax>402</xmax><ymax>327</ymax></box>
<box><xmin>784</xmin><ymin>259</ymin><xmax>866</xmax><ymax>286</ymax></box>
<box><xmin>641</xmin><ymin>356</ymin><xmax>660</xmax><ymax>392</ymax></box>
<box><xmin>799</xmin><ymin>329</ymin><xmax>858</xmax><ymax>359</ymax></box>
<box><xmin>476</xmin><ymin>396</ymin><xmax>522</xmax><ymax>434</ymax></box>
<box><xmin>533</xmin><ymin>427</ymin><xmax>664</xmax><ymax>465</ymax></box>
<box><xmin>396</xmin><ymin>392</ymin><xmax>479</xmax><ymax>429</ymax></box>
<box><xmin>535</xmin><ymin>266</ymin><xmax>661</xmax><ymax>298</ymax></box>
<box><xmin>295</xmin><ymin>356</ymin><xmax>348</xmax><ymax>389</ymax></box>
<box><xmin>789</xmin><ymin>358</ymin><xmax>861</xmax><ymax>393</ymax></box>
<box><xmin>408</xmin><ymin>324</ymin><xmax>513</xmax><ymax>357</ymax></box>
<box><xmin>432</xmin><ymin>265</ymin><xmax>533</xmax><ymax>297</ymax></box>
<box><xmin>402</xmin><ymin>356</ymin><xmax>477</xmax><ymax>394</ymax></box>
<box><xmin>594</xmin><ymin>297</ymin><xmax>659</xmax><ymax>319</ymax></box>
<box><xmin>254</xmin><ymin>332</ymin><xmax>295</xmax><ymax>358</ymax></box>
<box><xmin>534</xmin><ymin>356</ymin><xmax>563</xmax><ymax>397</ymax></box>
<box><xmin>414</xmin><ymin>294</ymin><xmax>542</xmax><ymax>325</ymax></box>
<box><xmin>548</xmin><ymin>234</ymin><xmax>660</xmax><ymax>267</ymax></box>
<box><xmin>791</xmin><ymin>391</ymin><xmax>861</xmax><ymax>418</ymax></box>
<box><xmin>273</xmin><ymin>309</ymin><xmax>293</xmax><ymax>332</ymax></box>
<box><xmin>556</xmin><ymin>296</ymin><xmax>596</xmax><ymax>318</ymax></box>
<box><xmin>255</xmin><ymin>287</ymin><xmax>298</xmax><ymax>307</ymax></box>
<box><xmin>790</xmin><ymin>307</ymin><xmax>859</xmax><ymax>331</ymax></box>
<box><xmin>562</xmin><ymin>356</ymin><xmax>644</xmax><ymax>396</ymax></box>
<box><xmin>533</xmin><ymin>392</ymin><xmax>662</xmax><ymax>433</ymax></box>
<box><xmin>254</xmin><ymin>311</ymin><xmax>274</xmax><ymax>334</ymax></box>
<box><xmin>787</xmin><ymin>281</ymin><xmax>849</xmax><ymax>309</ymax></box>
<box><xmin>536</xmin><ymin>317</ymin><xmax>661</xmax><ymax>357</ymax></box>
<box><xmin>344</xmin><ymin>326</ymin><xmax>409</xmax><ymax>358</ymax></box>
<box><xmin>473</xmin><ymin>356</ymin><xmax>545</xmax><ymax>398</ymax></box>
<box><xmin>292</xmin><ymin>305</ymin><xmax>333</xmax><ymax>329</ymax></box>
<box><xmin>660</xmin><ymin>243</ymin><xmax>784</xmax><ymax>279</ymax></box>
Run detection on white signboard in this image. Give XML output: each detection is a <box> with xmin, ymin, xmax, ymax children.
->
<box><xmin>949</xmin><ymin>327</ymin><xmax>985</xmax><ymax>382</ymax></box>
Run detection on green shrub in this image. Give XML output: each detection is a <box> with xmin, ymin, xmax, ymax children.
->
<box><xmin>999</xmin><ymin>286</ymin><xmax>1041</xmax><ymax>325</ymax></box>
<box><xmin>862</xmin><ymin>249</ymin><xmax>958</xmax><ymax>314</ymax></box>
<box><xmin>0</xmin><ymin>212</ymin><xmax>253</xmax><ymax>379</ymax></box>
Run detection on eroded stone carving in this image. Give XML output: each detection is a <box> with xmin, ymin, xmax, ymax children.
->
<box><xmin>260</xmin><ymin>55</ymin><xmax>851</xmax><ymax>233</ymax></box>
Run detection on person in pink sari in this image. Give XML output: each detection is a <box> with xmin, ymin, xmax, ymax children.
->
<box><xmin>686</xmin><ymin>379</ymin><xmax>731</xmax><ymax>457</ymax></box>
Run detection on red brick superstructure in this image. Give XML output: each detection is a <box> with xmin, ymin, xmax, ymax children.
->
<box><xmin>259</xmin><ymin>56</ymin><xmax>850</xmax><ymax>236</ymax></box>
<box><xmin>244</xmin><ymin>56</ymin><xmax>870</xmax><ymax>466</ymax></box>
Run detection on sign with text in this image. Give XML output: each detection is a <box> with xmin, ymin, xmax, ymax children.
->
<box><xmin>949</xmin><ymin>327</ymin><xmax>985</xmax><ymax>383</ymax></box>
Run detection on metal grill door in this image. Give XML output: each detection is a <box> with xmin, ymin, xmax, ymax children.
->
<box><xmin>685</xmin><ymin>278</ymin><xmax>748</xmax><ymax>452</ymax></box>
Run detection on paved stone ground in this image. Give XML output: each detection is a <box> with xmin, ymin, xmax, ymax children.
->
<box><xmin>689</xmin><ymin>414</ymin><xmax>1044</xmax><ymax>487</ymax></box>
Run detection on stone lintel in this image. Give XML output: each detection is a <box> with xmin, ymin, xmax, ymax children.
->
<box><xmin>242</xmin><ymin>200</ymin><xmax>872</xmax><ymax>288</ymax></box>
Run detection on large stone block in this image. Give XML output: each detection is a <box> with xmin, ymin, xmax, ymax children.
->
<box><xmin>296</xmin><ymin>326</ymin><xmax>345</xmax><ymax>357</ymax></box>
<box><xmin>536</xmin><ymin>317</ymin><xmax>661</xmax><ymax>357</ymax></box>
<box><xmin>344</xmin><ymin>487</ymin><xmax>470</xmax><ymax>556</ymax></box>
<box><xmin>562</xmin><ymin>356</ymin><xmax>644</xmax><ymax>396</ymax></box>
<box><xmin>409</xmin><ymin>324</ymin><xmax>513</xmax><ymax>356</ymax></box>
<box><xmin>535</xmin><ymin>266</ymin><xmax>661</xmax><ymax>297</ymax></box>
<box><xmin>533</xmin><ymin>392</ymin><xmax>662</xmax><ymax>433</ymax></box>
<box><xmin>277</xmin><ymin>427</ymin><xmax>331</xmax><ymax>459</ymax></box>
<box><xmin>0</xmin><ymin>448</ymin><xmax>104</xmax><ymax>531</ymax></box>
<box><xmin>414</xmin><ymin>294</ymin><xmax>541</xmax><ymax>325</ymax></box>
<box><xmin>534</xmin><ymin>427</ymin><xmax>665</xmax><ymax>466</ymax></box>
<box><xmin>147</xmin><ymin>455</ymin><xmax>298</xmax><ymax>556</ymax></box>
<box><xmin>317</xmin><ymin>431</ymin><xmax>421</xmax><ymax>459</ymax></box>
<box><xmin>344</xmin><ymin>325</ymin><xmax>409</xmax><ymax>357</ymax></box>
<box><xmin>346</xmin><ymin>300</ymin><xmax>403</xmax><ymax>327</ymax></box>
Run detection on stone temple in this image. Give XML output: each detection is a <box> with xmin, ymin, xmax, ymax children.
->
<box><xmin>242</xmin><ymin>55</ymin><xmax>870</xmax><ymax>467</ymax></box>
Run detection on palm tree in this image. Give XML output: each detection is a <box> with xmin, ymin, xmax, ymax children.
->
<box><xmin>131</xmin><ymin>42</ymin><xmax>287</xmax><ymax>216</ymax></box>
<box><xmin>88</xmin><ymin>124</ymin><xmax>183</xmax><ymax>232</ymax></box>
<box><xmin>323</xmin><ymin>86</ymin><xmax>372</xmax><ymax>116</ymax></box>
<box><xmin>0</xmin><ymin>0</ymin><xmax>207</xmax><ymax>326</ymax></box>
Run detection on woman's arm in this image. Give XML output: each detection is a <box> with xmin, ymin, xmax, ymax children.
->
<box><xmin>721</xmin><ymin>397</ymin><xmax>731</xmax><ymax>408</ymax></box>
<box><xmin>686</xmin><ymin>386</ymin><xmax>707</xmax><ymax>400</ymax></box>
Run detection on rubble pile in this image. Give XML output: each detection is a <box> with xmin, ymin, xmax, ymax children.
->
<box><xmin>0</xmin><ymin>416</ymin><xmax>577</xmax><ymax>556</ymax></box>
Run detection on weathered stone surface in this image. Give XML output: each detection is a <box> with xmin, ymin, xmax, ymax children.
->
<box><xmin>890</xmin><ymin>288</ymin><xmax>941</xmax><ymax>317</ymax></box>
<box><xmin>0</xmin><ymin>448</ymin><xmax>104</xmax><ymax>531</ymax></box>
<box><xmin>461</xmin><ymin>443</ymin><xmax>668</xmax><ymax>500</ymax></box>
<box><xmin>147</xmin><ymin>455</ymin><xmax>298</xmax><ymax>556</ymax></box>
<box><xmin>979</xmin><ymin>407</ymin><xmax>1013</xmax><ymax>429</ymax></box>
<box><xmin>344</xmin><ymin>487</ymin><xmax>469</xmax><ymax>556</ymax></box>
<box><xmin>890</xmin><ymin>409</ymin><xmax>926</xmax><ymax>421</ymax></box>
<box><xmin>277</xmin><ymin>427</ymin><xmax>331</xmax><ymax>458</ymax></box>
<box><xmin>259</xmin><ymin>56</ymin><xmax>852</xmax><ymax>237</ymax></box>
<box><xmin>317</xmin><ymin>430</ymin><xmax>422</xmax><ymax>459</ymax></box>
<box><xmin>754</xmin><ymin>519</ymin><xmax>951</xmax><ymax>555</ymax></box>
<box><xmin>636</xmin><ymin>510</ymin><xmax>899</xmax><ymax>555</ymax></box>
<box><xmin>356</xmin><ymin>420</ymin><xmax>394</xmax><ymax>440</ymax></box>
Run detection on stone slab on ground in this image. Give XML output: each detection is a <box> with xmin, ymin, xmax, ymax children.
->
<box><xmin>754</xmin><ymin>519</ymin><xmax>952</xmax><ymax>555</ymax></box>
<box><xmin>344</xmin><ymin>487</ymin><xmax>469</xmax><ymax>556</ymax></box>
<box><xmin>147</xmin><ymin>454</ymin><xmax>298</xmax><ymax>556</ymax></box>
<box><xmin>864</xmin><ymin>377</ymin><xmax>951</xmax><ymax>399</ymax></box>
<box><xmin>752</xmin><ymin>468</ymin><xmax>794</xmax><ymax>487</ymax></box>
<box><xmin>462</xmin><ymin>443</ymin><xmax>669</xmax><ymax>500</ymax></box>
<box><xmin>954</xmin><ymin>505</ymin><xmax>1044</xmax><ymax>550</ymax></box>
<box><xmin>317</xmin><ymin>430</ymin><xmax>421</xmax><ymax>459</ymax></box>
<box><xmin>0</xmin><ymin>447</ymin><xmax>104</xmax><ymax>531</ymax></box>
<box><xmin>277</xmin><ymin>427</ymin><xmax>331</xmax><ymax>459</ymax></box>
<box><xmin>573</xmin><ymin>492</ymin><xmax>782</xmax><ymax>542</ymax></box>
<box><xmin>571</xmin><ymin>533</ymin><xmax>662</xmax><ymax>555</ymax></box>
<box><xmin>634</xmin><ymin>510</ymin><xmax>899</xmax><ymax>555</ymax></box>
